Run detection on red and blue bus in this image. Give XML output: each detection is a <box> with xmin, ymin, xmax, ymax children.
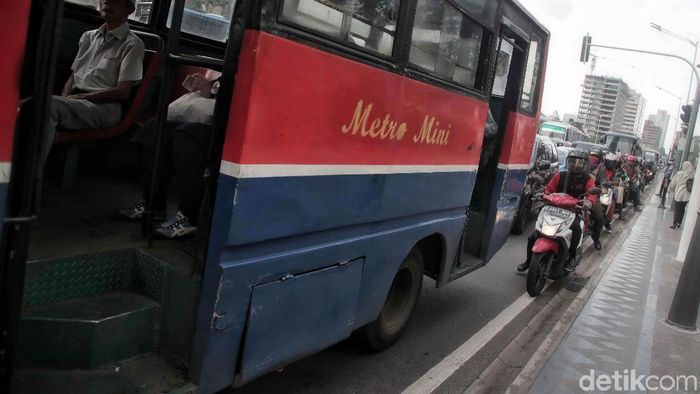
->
<box><xmin>1</xmin><ymin>0</ymin><xmax>548</xmax><ymax>392</ymax></box>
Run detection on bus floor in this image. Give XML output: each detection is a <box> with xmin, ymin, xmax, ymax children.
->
<box><xmin>29</xmin><ymin>175</ymin><xmax>197</xmax><ymax>275</ymax></box>
<box><xmin>12</xmin><ymin>351</ymin><xmax>191</xmax><ymax>394</ymax></box>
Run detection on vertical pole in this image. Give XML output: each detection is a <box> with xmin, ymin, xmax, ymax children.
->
<box><xmin>677</xmin><ymin>94</ymin><xmax>700</xmax><ymax>261</ymax></box>
<box><xmin>687</xmin><ymin>43</ymin><xmax>698</xmax><ymax>104</ymax></box>
<box><xmin>667</xmin><ymin>211</ymin><xmax>700</xmax><ymax>330</ymax></box>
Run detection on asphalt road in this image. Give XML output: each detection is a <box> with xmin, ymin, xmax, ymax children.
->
<box><xmin>229</xmin><ymin>221</ymin><xmax>540</xmax><ymax>394</ymax></box>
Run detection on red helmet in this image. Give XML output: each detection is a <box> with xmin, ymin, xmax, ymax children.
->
<box><xmin>626</xmin><ymin>155</ymin><xmax>637</xmax><ymax>163</ymax></box>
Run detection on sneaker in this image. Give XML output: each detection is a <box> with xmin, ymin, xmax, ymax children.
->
<box><xmin>155</xmin><ymin>211</ymin><xmax>196</xmax><ymax>239</ymax></box>
<box><xmin>516</xmin><ymin>261</ymin><xmax>530</xmax><ymax>272</ymax></box>
<box><xmin>114</xmin><ymin>200</ymin><xmax>145</xmax><ymax>221</ymax></box>
<box><xmin>634</xmin><ymin>206</ymin><xmax>643</xmax><ymax>212</ymax></box>
<box><xmin>563</xmin><ymin>258</ymin><xmax>577</xmax><ymax>273</ymax></box>
<box><xmin>594</xmin><ymin>239</ymin><xmax>602</xmax><ymax>250</ymax></box>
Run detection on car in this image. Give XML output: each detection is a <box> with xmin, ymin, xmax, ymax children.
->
<box><xmin>512</xmin><ymin>135</ymin><xmax>560</xmax><ymax>234</ymax></box>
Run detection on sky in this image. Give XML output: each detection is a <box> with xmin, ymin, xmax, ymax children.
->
<box><xmin>518</xmin><ymin>0</ymin><xmax>700</xmax><ymax>151</ymax></box>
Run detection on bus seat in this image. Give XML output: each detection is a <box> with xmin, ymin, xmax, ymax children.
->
<box><xmin>53</xmin><ymin>31</ymin><xmax>163</xmax><ymax>189</ymax></box>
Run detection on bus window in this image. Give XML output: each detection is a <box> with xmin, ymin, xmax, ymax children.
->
<box><xmin>168</xmin><ymin>0</ymin><xmax>236</xmax><ymax>42</ymax></box>
<box><xmin>66</xmin><ymin>0</ymin><xmax>155</xmax><ymax>24</ymax></box>
<box><xmin>280</xmin><ymin>0</ymin><xmax>399</xmax><ymax>56</ymax></box>
<box><xmin>409</xmin><ymin>0</ymin><xmax>484</xmax><ymax>89</ymax></box>
<box><xmin>519</xmin><ymin>39</ymin><xmax>541</xmax><ymax>113</ymax></box>
<box><xmin>453</xmin><ymin>0</ymin><xmax>499</xmax><ymax>29</ymax></box>
<box><xmin>491</xmin><ymin>39</ymin><xmax>513</xmax><ymax>97</ymax></box>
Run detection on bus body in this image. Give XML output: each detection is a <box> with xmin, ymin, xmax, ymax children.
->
<box><xmin>599</xmin><ymin>131</ymin><xmax>643</xmax><ymax>156</ymax></box>
<box><xmin>539</xmin><ymin>120</ymin><xmax>589</xmax><ymax>143</ymax></box>
<box><xmin>1</xmin><ymin>0</ymin><xmax>548</xmax><ymax>392</ymax></box>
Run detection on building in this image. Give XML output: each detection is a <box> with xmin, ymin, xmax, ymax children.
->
<box><xmin>649</xmin><ymin>109</ymin><xmax>670</xmax><ymax>149</ymax></box>
<box><xmin>576</xmin><ymin>75</ymin><xmax>643</xmax><ymax>140</ymax></box>
<box><xmin>642</xmin><ymin>117</ymin><xmax>663</xmax><ymax>150</ymax></box>
<box><xmin>620</xmin><ymin>92</ymin><xmax>646</xmax><ymax>136</ymax></box>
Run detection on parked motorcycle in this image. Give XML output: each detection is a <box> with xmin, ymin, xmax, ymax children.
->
<box><xmin>526</xmin><ymin>189</ymin><xmax>599</xmax><ymax>297</ymax></box>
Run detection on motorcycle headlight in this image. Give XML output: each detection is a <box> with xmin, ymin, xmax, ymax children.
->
<box><xmin>541</xmin><ymin>224</ymin><xmax>558</xmax><ymax>237</ymax></box>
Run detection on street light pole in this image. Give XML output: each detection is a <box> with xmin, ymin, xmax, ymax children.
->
<box><xmin>651</xmin><ymin>22</ymin><xmax>699</xmax><ymax>104</ymax></box>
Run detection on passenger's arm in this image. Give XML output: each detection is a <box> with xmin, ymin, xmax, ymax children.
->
<box><xmin>67</xmin><ymin>81</ymin><xmax>133</xmax><ymax>103</ymax></box>
<box><xmin>585</xmin><ymin>176</ymin><xmax>598</xmax><ymax>204</ymax></box>
<box><xmin>61</xmin><ymin>74</ymin><xmax>75</xmax><ymax>97</ymax></box>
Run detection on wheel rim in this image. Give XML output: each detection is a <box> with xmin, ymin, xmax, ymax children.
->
<box><xmin>380</xmin><ymin>266</ymin><xmax>416</xmax><ymax>334</ymax></box>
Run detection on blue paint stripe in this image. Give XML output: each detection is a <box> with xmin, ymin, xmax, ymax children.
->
<box><xmin>223</xmin><ymin>171</ymin><xmax>477</xmax><ymax>245</ymax></box>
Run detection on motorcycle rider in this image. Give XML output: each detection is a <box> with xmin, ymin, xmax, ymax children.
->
<box><xmin>622</xmin><ymin>155</ymin><xmax>643</xmax><ymax>211</ymax></box>
<box><xmin>587</xmin><ymin>148</ymin><xmax>605</xmax><ymax>249</ymax></box>
<box><xmin>517</xmin><ymin>148</ymin><xmax>598</xmax><ymax>273</ymax></box>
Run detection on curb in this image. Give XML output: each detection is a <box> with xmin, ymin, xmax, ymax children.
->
<box><xmin>464</xmin><ymin>197</ymin><xmax>644</xmax><ymax>393</ymax></box>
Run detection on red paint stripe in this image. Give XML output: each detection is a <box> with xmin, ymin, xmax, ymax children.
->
<box><xmin>499</xmin><ymin>112</ymin><xmax>538</xmax><ymax>165</ymax></box>
<box><xmin>223</xmin><ymin>31</ymin><xmax>488</xmax><ymax>166</ymax></box>
<box><xmin>0</xmin><ymin>1</ymin><xmax>31</xmax><ymax>163</ymax></box>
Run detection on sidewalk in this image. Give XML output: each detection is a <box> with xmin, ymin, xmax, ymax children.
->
<box><xmin>528</xmin><ymin>195</ymin><xmax>700</xmax><ymax>393</ymax></box>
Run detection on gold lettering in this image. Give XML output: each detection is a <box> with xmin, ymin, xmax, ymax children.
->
<box><xmin>369</xmin><ymin>118</ymin><xmax>382</xmax><ymax>137</ymax></box>
<box><xmin>341</xmin><ymin>100</ymin><xmax>373</xmax><ymax>135</ymax></box>
<box><xmin>379</xmin><ymin>115</ymin><xmax>392</xmax><ymax>139</ymax></box>
<box><xmin>414</xmin><ymin>116</ymin><xmax>435</xmax><ymax>144</ymax></box>
<box><xmin>397</xmin><ymin>123</ymin><xmax>408</xmax><ymax>140</ymax></box>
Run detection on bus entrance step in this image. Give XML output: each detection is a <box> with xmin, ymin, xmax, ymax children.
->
<box><xmin>17</xmin><ymin>291</ymin><xmax>158</xmax><ymax>369</ymax></box>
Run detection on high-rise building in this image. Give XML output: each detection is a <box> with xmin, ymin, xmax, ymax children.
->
<box><xmin>576</xmin><ymin>75</ymin><xmax>643</xmax><ymax>140</ymax></box>
<box><xmin>649</xmin><ymin>109</ymin><xmax>670</xmax><ymax>149</ymax></box>
<box><xmin>620</xmin><ymin>92</ymin><xmax>646</xmax><ymax>136</ymax></box>
<box><xmin>642</xmin><ymin>117</ymin><xmax>663</xmax><ymax>150</ymax></box>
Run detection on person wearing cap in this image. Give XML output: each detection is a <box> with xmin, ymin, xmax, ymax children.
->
<box><xmin>39</xmin><ymin>0</ymin><xmax>144</xmax><ymax>174</ymax></box>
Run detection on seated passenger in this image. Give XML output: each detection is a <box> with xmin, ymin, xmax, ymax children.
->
<box><xmin>40</xmin><ymin>0</ymin><xmax>144</xmax><ymax>171</ymax></box>
<box><xmin>116</xmin><ymin>72</ymin><xmax>220</xmax><ymax>239</ymax></box>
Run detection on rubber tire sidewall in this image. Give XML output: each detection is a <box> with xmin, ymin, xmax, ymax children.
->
<box><xmin>526</xmin><ymin>252</ymin><xmax>551</xmax><ymax>297</ymax></box>
<box><xmin>363</xmin><ymin>248</ymin><xmax>424</xmax><ymax>352</ymax></box>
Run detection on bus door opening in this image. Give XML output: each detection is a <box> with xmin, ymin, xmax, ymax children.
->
<box><xmin>457</xmin><ymin>30</ymin><xmax>527</xmax><ymax>270</ymax></box>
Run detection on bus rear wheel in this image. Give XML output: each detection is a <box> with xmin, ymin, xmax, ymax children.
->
<box><xmin>362</xmin><ymin>248</ymin><xmax>424</xmax><ymax>351</ymax></box>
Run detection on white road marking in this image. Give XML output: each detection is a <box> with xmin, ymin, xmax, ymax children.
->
<box><xmin>402</xmin><ymin>288</ymin><xmax>547</xmax><ymax>394</ymax></box>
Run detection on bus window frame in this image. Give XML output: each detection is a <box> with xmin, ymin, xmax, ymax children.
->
<box><xmin>516</xmin><ymin>33</ymin><xmax>543</xmax><ymax>116</ymax></box>
<box><xmin>267</xmin><ymin>0</ymin><xmax>501</xmax><ymax>101</ymax></box>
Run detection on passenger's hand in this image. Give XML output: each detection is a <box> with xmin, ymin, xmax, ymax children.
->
<box><xmin>191</xmin><ymin>74</ymin><xmax>214</xmax><ymax>98</ymax></box>
<box><xmin>582</xmin><ymin>199</ymin><xmax>593</xmax><ymax>211</ymax></box>
<box><xmin>67</xmin><ymin>93</ymin><xmax>90</xmax><ymax>100</ymax></box>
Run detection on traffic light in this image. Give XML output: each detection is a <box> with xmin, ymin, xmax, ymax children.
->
<box><xmin>580</xmin><ymin>35</ymin><xmax>592</xmax><ymax>63</ymax></box>
<box><xmin>680</xmin><ymin>105</ymin><xmax>692</xmax><ymax>124</ymax></box>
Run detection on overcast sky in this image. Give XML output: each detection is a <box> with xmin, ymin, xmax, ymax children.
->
<box><xmin>518</xmin><ymin>0</ymin><xmax>700</xmax><ymax>150</ymax></box>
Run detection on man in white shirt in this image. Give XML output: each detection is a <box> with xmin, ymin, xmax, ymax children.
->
<box><xmin>40</xmin><ymin>0</ymin><xmax>144</xmax><ymax>170</ymax></box>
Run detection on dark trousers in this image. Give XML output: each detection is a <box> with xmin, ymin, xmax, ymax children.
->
<box><xmin>134</xmin><ymin>120</ymin><xmax>212</xmax><ymax>224</ymax></box>
<box><xmin>629</xmin><ymin>182</ymin><xmax>641</xmax><ymax>206</ymax></box>
<box><xmin>674</xmin><ymin>200</ymin><xmax>688</xmax><ymax>227</ymax></box>
<box><xmin>526</xmin><ymin>216</ymin><xmax>582</xmax><ymax>264</ymax></box>
<box><xmin>590</xmin><ymin>201</ymin><xmax>604</xmax><ymax>241</ymax></box>
<box><xmin>659</xmin><ymin>180</ymin><xmax>670</xmax><ymax>206</ymax></box>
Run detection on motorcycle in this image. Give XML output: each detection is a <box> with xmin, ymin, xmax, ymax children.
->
<box><xmin>599</xmin><ymin>184</ymin><xmax>616</xmax><ymax>226</ymax></box>
<box><xmin>526</xmin><ymin>189</ymin><xmax>599</xmax><ymax>297</ymax></box>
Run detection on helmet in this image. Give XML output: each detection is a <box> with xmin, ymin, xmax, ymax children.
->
<box><xmin>626</xmin><ymin>154</ymin><xmax>637</xmax><ymax>163</ymax></box>
<box><xmin>590</xmin><ymin>148</ymin><xmax>604</xmax><ymax>159</ymax></box>
<box><xmin>567</xmin><ymin>148</ymin><xmax>588</xmax><ymax>174</ymax></box>
<box><xmin>604</xmin><ymin>153</ymin><xmax>617</xmax><ymax>170</ymax></box>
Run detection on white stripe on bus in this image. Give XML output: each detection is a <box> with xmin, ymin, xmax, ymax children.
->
<box><xmin>497</xmin><ymin>163</ymin><xmax>531</xmax><ymax>171</ymax></box>
<box><xmin>0</xmin><ymin>162</ymin><xmax>11</xmax><ymax>184</ymax></box>
<box><xmin>219</xmin><ymin>161</ymin><xmax>479</xmax><ymax>179</ymax></box>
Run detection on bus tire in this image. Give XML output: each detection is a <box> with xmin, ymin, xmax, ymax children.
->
<box><xmin>362</xmin><ymin>248</ymin><xmax>424</xmax><ymax>352</ymax></box>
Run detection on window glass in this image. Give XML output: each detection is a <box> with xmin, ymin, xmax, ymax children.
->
<box><xmin>280</xmin><ymin>0</ymin><xmax>399</xmax><ymax>57</ymax></box>
<box><xmin>547</xmin><ymin>142</ymin><xmax>557</xmax><ymax>162</ymax></box>
<box><xmin>409</xmin><ymin>0</ymin><xmax>483</xmax><ymax>88</ymax></box>
<box><xmin>453</xmin><ymin>0</ymin><xmax>498</xmax><ymax>29</ymax></box>
<box><xmin>520</xmin><ymin>39</ymin><xmax>541</xmax><ymax>112</ymax></box>
<box><xmin>491</xmin><ymin>39</ymin><xmax>513</xmax><ymax>97</ymax></box>
<box><xmin>65</xmin><ymin>0</ymin><xmax>154</xmax><ymax>24</ymax></box>
<box><xmin>168</xmin><ymin>0</ymin><xmax>237</xmax><ymax>42</ymax></box>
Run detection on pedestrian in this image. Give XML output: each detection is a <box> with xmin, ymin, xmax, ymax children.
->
<box><xmin>658</xmin><ymin>165</ymin><xmax>673</xmax><ymax>209</ymax></box>
<box><xmin>668</xmin><ymin>161</ymin><xmax>694</xmax><ymax>229</ymax></box>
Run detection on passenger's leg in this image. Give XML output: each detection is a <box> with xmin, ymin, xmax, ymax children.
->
<box><xmin>591</xmin><ymin>201</ymin><xmax>604</xmax><ymax>248</ymax></box>
<box><xmin>565</xmin><ymin>216</ymin><xmax>582</xmax><ymax>272</ymax></box>
<box><xmin>171</xmin><ymin>124</ymin><xmax>212</xmax><ymax>225</ymax></box>
<box><xmin>517</xmin><ymin>232</ymin><xmax>538</xmax><ymax>271</ymax></box>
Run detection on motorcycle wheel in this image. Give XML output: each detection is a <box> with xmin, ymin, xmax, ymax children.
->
<box><xmin>527</xmin><ymin>252</ymin><xmax>552</xmax><ymax>297</ymax></box>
